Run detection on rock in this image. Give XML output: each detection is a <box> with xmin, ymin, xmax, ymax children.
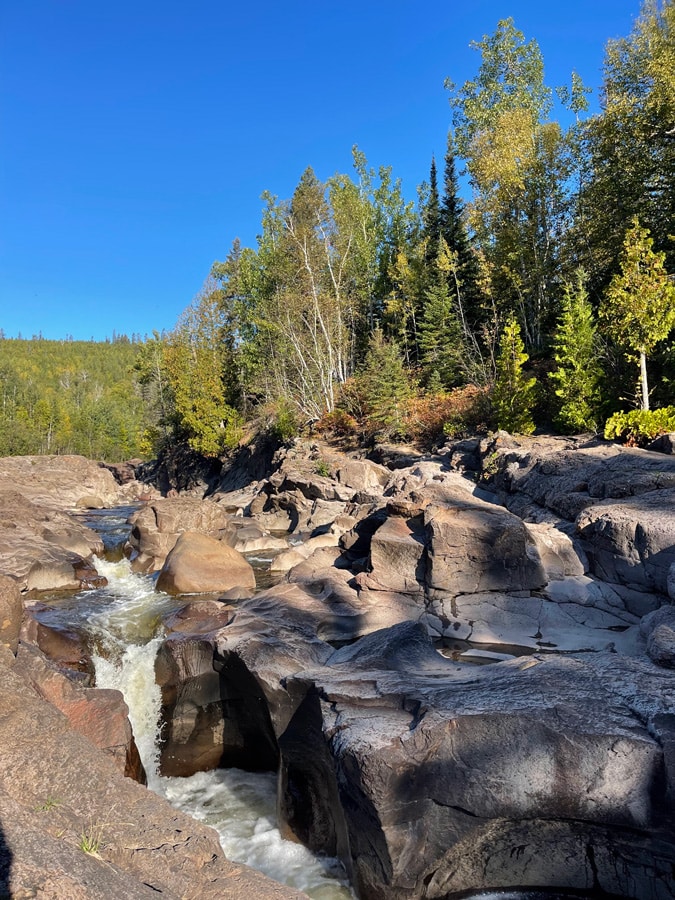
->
<box><xmin>75</xmin><ymin>493</ymin><xmax>105</xmax><ymax>509</ymax></box>
<box><xmin>640</xmin><ymin>605</ymin><xmax>675</xmax><ymax>668</ymax></box>
<box><xmin>425</xmin><ymin>489</ymin><xmax>547</xmax><ymax>598</ymax></box>
<box><xmin>0</xmin><ymin>489</ymin><xmax>105</xmax><ymax>591</ymax></box>
<box><xmin>277</xmin><ymin>623</ymin><xmax>675</xmax><ymax>899</ymax></box>
<box><xmin>0</xmin><ymin>650</ymin><xmax>306</xmax><ymax>900</ymax></box>
<box><xmin>20</xmin><ymin>610</ymin><xmax>95</xmax><ymax>678</ymax></box>
<box><xmin>524</xmin><ymin>521</ymin><xmax>587</xmax><ymax>579</ymax></box>
<box><xmin>576</xmin><ymin>488</ymin><xmax>675</xmax><ymax>595</ymax></box>
<box><xmin>486</xmin><ymin>438</ymin><xmax>675</xmax><ymax>520</ymax></box>
<box><xmin>0</xmin><ymin>454</ymin><xmax>124</xmax><ymax>509</ymax></box>
<box><xmin>359</xmin><ymin>515</ymin><xmax>427</xmax><ymax>596</ymax></box>
<box><xmin>431</xmin><ymin>591</ymin><xmax>640</xmax><ymax>653</ymax></box>
<box><xmin>126</xmin><ymin>497</ymin><xmax>234</xmax><ymax>572</ymax></box>
<box><xmin>220</xmin><ymin>520</ymin><xmax>289</xmax><ymax>554</ymax></box>
<box><xmin>156</xmin><ymin>532</ymin><xmax>256</xmax><ymax>595</ymax></box>
<box><xmin>647</xmin><ymin>432</ymin><xmax>675</xmax><ymax>454</ymax></box>
<box><xmin>13</xmin><ymin>642</ymin><xmax>145</xmax><ymax>782</ymax></box>
<box><xmin>0</xmin><ymin>573</ymin><xmax>22</xmax><ymax>652</ymax></box>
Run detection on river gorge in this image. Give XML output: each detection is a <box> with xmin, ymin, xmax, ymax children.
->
<box><xmin>1</xmin><ymin>434</ymin><xmax>675</xmax><ymax>898</ymax></box>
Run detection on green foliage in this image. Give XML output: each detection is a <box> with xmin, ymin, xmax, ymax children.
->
<box><xmin>604</xmin><ymin>406</ymin><xmax>675</xmax><ymax>445</ymax></box>
<box><xmin>492</xmin><ymin>316</ymin><xmax>537</xmax><ymax>434</ymax></box>
<box><xmin>315</xmin><ymin>459</ymin><xmax>331</xmax><ymax>477</ymax></box>
<box><xmin>549</xmin><ymin>271</ymin><xmax>603</xmax><ymax>432</ymax></box>
<box><xmin>269</xmin><ymin>401</ymin><xmax>298</xmax><ymax>443</ymax></box>
<box><xmin>0</xmin><ymin>337</ymin><xmax>146</xmax><ymax>460</ymax></box>
<box><xmin>418</xmin><ymin>276</ymin><xmax>464</xmax><ymax>388</ymax></box>
<box><xmin>574</xmin><ymin>0</ymin><xmax>675</xmax><ymax>294</ymax></box>
<box><xmin>600</xmin><ymin>217</ymin><xmax>675</xmax><ymax>409</ymax></box>
<box><xmin>357</xmin><ymin>330</ymin><xmax>414</xmax><ymax>440</ymax></box>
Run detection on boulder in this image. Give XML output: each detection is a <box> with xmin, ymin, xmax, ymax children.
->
<box><xmin>156</xmin><ymin>532</ymin><xmax>256</xmax><ymax>595</ymax></box>
<box><xmin>425</xmin><ymin>492</ymin><xmax>547</xmax><ymax>599</ymax></box>
<box><xmin>126</xmin><ymin>497</ymin><xmax>234</xmax><ymax>572</ymax></box>
<box><xmin>20</xmin><ymin>609</ymin><xmax>95</xmax><ymax>678</ymax></box>
<box><xmin>277</xmin><ymin>622</ymin><xmax>675</xmax><ymax>899</ymax></box>
<box><xmin>0</xmin><ymin>573</ymin><xmax>22</xmax><ymax>652</ymax></box>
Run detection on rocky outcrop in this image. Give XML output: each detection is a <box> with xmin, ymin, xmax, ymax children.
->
<box><xmin>155</xmin><ymin>531</ymin><xmax>256</xmax><ymax>594</ymax></box>
<box><xmin>0</xmin><ymin>489</ymin><xmax>106</xmax><ymax>591</ymax></box>
<box><xmin>0</xmin><ymin>573</ymin><xmax>22</xmax><ymax>652</ymax></box>
<box><xmin>13</xmin><ymin>642</ymin><xmax>145</xmax><ymax>782</ymax></box>
<box><xmin>278</xmin><ymin>622</ymin><xmax>675</xmax><ymax>899</ymax></box>
<box><xmin>0</xmin><ymin>649</ymin><xmax>306</xmax><ymax>900</ymax></box>
<box><xmin>126</xmin><ymin>496</ymin><xmax>235</xmax><ymax>572</ymax></box>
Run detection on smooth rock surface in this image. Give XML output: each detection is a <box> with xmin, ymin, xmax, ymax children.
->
<box><xmin>155</xmin><ymin>531</ymin><xmax>256</xmax><ymax>594</ymax></box>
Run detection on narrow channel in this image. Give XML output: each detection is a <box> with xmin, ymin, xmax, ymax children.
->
<box><xmin>42</xmin><ymin>507</ymin><xmax>355</xmax><ymax>900</ymax></box>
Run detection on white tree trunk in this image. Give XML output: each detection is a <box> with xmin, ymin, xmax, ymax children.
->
<box><xmin>640</xmin><ymin>350</ymin><xmax>650</xmax><ymax>411</ymax></box>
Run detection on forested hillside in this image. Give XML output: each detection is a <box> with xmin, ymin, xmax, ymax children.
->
<box><xmin>0</xmin><ymin>337</ymin><xmax>147</xmax><ymax>460</ymax></box>
<box><xmin>135</xmin><ymin>1</ymin><xmax>673</xmax><ymax>458</ymax></box>
<box><xmin>4</xmin><ymin>1</ymin><xmax>674</xmax><ymax>463</ymax></box>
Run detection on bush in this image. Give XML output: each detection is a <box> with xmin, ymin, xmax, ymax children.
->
<box><xmin>604</xmin><ymin>407</ymin><xmax>675</xmax><ymax>446</ymax></box>
<box><xmin>404</xmin><ymin>385</ymin><xmax>489</xmax><ymax>448</ymax></box>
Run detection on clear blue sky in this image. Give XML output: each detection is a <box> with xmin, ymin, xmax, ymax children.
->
<box><xmin>0</xmin><ymin>0</ymin><xmax>641</xmax><ymax>341</ymax></box>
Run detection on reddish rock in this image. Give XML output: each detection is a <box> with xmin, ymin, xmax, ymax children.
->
<box><xmin>0</xmin><ymin>573</ymin><xmax>22</xmax><ymax>653</ymax></box>
<box><xmin>20</xmin><ymin>610</ymin><xmax>94</xmax><ymax>678</ymax></box>
<box><xmin>156</xmin><ymin>531</ymin><xmax>256</xmax><ymax>595</ymax></box>
<box><xmin>14</xmin><ymin>643</ymin><xmax>145</xmax><ymax>783</ymax></box>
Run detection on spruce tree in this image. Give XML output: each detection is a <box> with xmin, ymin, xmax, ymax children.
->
<box><xmin>360</xmin><ymin>329</ymin><xmax>414</xmax><ymax>439</ymax></box>
<box><xmin>492</xmin><ymin>315</ymin><xmax>537</xmax><ymax>434</ymax></box>
<box><xmin>423</xmin><ymin>156</ymin><xmax>441</xmax><ymax>269</ymax></box>
<box><xmin>549</xmin><ymin>271</ymin><xmax>602</xmax><ymax>433</ymax></box>
<box><xmin>439</xmin><ymin>132</ymin><xmax>484</xmax><ymax>330</ymax></box>
<box><xmin>419</xmin><ymin>278</ymin><xmax>463</xmax><ymax>389</ymax></box>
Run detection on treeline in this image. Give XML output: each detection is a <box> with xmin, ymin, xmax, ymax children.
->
<box><xmin>44</xmin><ymin>2</ymin><xmax>675</xmax><ymax>461</ymax></box>
<box><xmin>0</xmin><ymin>339</ymin><xmax>148</xmax><ymax>460</ymax></box>
<box><xmin>130</xmin><ymin>3</ymin><xmax>675</xmax><ymax>456</ymax></box>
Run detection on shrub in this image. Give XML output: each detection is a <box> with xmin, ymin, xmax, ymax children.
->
<box><xmin>604</xmin><ymin>406</ymin><xmax>675</xmax><ymax>446</ymax></box>
<box><xmin>404</xmin><ymin>385</ymin><xmax>489</xmax><ymax>448</ymax></box>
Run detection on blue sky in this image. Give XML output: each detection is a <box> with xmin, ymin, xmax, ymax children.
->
<box><xmin>0</xmin><ymin>0</ymin><xmax>642</xmax><ymax>341</ymax></box>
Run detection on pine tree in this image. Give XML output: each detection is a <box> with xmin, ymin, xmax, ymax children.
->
<box><xmin>492</xmin><ymin>315</ymin><xmax>537</xmax><ymax>434</ymax></box>
<box><xmin>549</xmin><ymin>271</ymin><xmax>602</xmax><ymax>433</ymax></box>
<box><xmin>418</xmin><ymin>278</ymin><xmax>463</xmax><ymax>389</ymax></box>
<box><xmin>439</xmin><ymin>133</ymin><xmax>483</xmax><ymax>331</ymax></box>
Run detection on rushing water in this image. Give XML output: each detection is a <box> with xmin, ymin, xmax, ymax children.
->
<box><xmin>44</xmin><ymin>508</ymin><xmax>354</xmax><ymax>899</ymax></box>
<box><xmin>45</xmin><ymin>508</ymin><xmax>598</xmax><ymax>900</ymax></box>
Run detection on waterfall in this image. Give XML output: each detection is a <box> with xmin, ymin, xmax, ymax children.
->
<box><xmin>85</xmin><ymin>553</ymin><xmax>354</xmax><ymax>899</ymax></box>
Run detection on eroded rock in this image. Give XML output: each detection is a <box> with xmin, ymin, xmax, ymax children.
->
<box><xmin>156</xmin><ymin>531</ymin><xmax>256</xmax><ymax>595</ymax></box>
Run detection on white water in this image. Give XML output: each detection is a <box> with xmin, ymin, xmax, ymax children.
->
<box><xmin>88</xmin><ymin>556</ymin><xmax>354</xmax><ymax>900</ymax></box>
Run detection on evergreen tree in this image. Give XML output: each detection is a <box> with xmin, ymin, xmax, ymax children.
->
<box><xmin>418</xmin><ymin>276</ymin><xmax>463</xmax><ymax>389</ymax></box>
<box><xmin>359</xmin><ymin>329</ymin><xmax>414</xmax><ymax>439</ymax></box>
<box><xmin>549</xmin><ymin>271</ymin><xmax>602</xmax><ymax>433</ymax></box>
<box><xmin>422</xmin><ymin>156</ymin><xmax>441</xmax><ymax>269</ymax></box>
<box><xmin>492</xmin><ymin>315</ymin><xmax>537</xmax><ymax>433</ymax></box>
<box><xmin>439</xmin><ymin>132</ymin><xmax>483</xmax><ymax>330</ymax></box>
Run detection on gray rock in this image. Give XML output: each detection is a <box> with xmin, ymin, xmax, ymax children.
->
<box><xmin>278</xmin><ymin>623</ymin><xmax>675</xmax><ymax>899</ymax></box>
<box><xmin>576</xmin><ymin>488</ymin><xmax>675</xmax><ymax>594</ymax></box>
